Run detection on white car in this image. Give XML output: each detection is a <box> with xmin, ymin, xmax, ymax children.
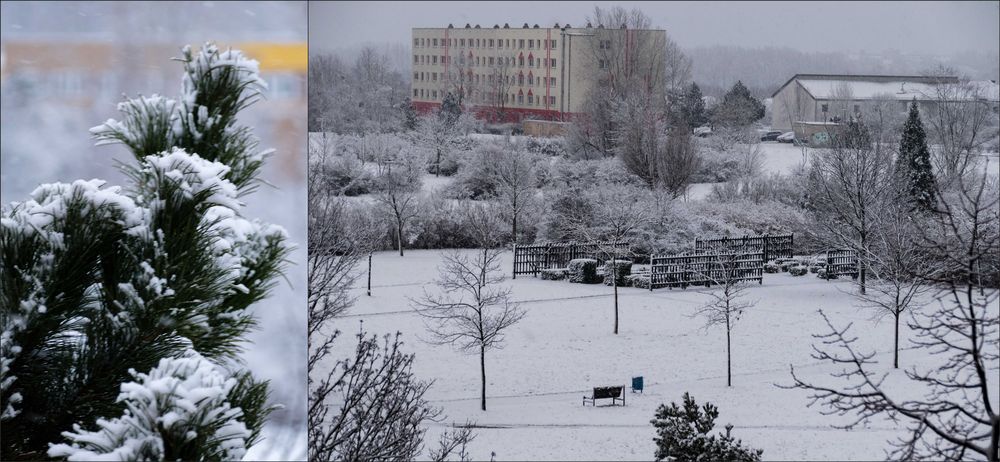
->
<box><xmin>693</xmin><ymin>126</ymin><xmax>712</xmax><ymax>137</ymax></box>
<box><xmin>776</xmin><ymin>131</ymin><xmax>796</xmax><ymax>143</ymax></box>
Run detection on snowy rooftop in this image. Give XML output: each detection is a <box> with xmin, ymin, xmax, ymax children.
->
<box><xmin>775</xmin><ymin>74</ymin><xmax>1000</xmax><ymax>102</ymax></box>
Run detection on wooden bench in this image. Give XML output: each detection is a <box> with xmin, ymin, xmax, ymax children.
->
<box><xmin>583</xmin><ymin>386</ymin><xmax>625</xmax><ymax>406</ymax></box>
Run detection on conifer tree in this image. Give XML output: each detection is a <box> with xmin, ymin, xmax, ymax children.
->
<box><xmin>896</xmin><ymin>99</ymin><xmax>937</xmax><ymax>211</ymax></box>
<box><xmin>712</xmin><ymin>81</ymin><xmax>765</xmax><ymax>128</ymax></box>
<box><xmin>1</xmin><ymin>43</ymin><xmax>289</xmax><ymax>460</ymax></box>
<box><xmin>681</xmin><ymin>82</ymin><xmax>707</xmax><ymax>128</ymax></box>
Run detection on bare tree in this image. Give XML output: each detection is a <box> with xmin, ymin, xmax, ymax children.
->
<box><xmin>612</xmin><ymin>94</ymin><xmax>699</xmax><ymax>197</ymax></box>
<box><xmin>371</xmin><ymin>146</ymin><xmax>424</xmax><ymax>256</ymax></box>
<box><xmin>486</xmin><ymin>142</ymin><xmax>537</xmax><ymax>244</ymax></box>
<box><xmin>786</xmin><ymin>172</ymin><xmax>1000</xmax><ymax>461</ymax></box>
<box><xmin>808</xmin><ymin>121</ymin><xmax>895</xmax><ymax>294</ymax></box>
<box><xmin>412</xmin><ymin>204</ymin><xmax>526</xmax><ymax>411</ymax></box>
<box><xmin>922</xmin><ymin>68</ymin><xmax>999</xmax><ymax>188</ymax></box>
<box><xmin>854</xmin><ymin>203</ymin><xmax>935</xmax><ymax>369</ymax></box>
<box><xmin>692</xmin><ymin>253</ymin><xmax>757</xmax><ymax>387</ymax></box>
<box><xmin>570</xmin><ymin>185</ymin><xmax>652</xmax><ymax>334</ymax></box>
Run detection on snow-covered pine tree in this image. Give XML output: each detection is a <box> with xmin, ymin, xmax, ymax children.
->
<box><xmin>896</xmin><ymin>99</ymin><xmax>937</xmax><ymax>211</ymax></box>
<box><xmin>1</xmin><ymin>43</ymin><xmax>289</xmax><ymax>460</ymax></box>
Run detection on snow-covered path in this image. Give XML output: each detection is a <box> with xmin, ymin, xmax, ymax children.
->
<box><xmin>326</xmin><ymin>249</ymin><xmax>996</xmax><ymax>461</ymax></box>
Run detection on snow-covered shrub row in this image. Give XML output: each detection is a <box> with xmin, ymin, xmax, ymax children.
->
<box><xmin>691</xmin><ymin>147</ymin><xmax>741</xmax><ymax>183</ymax></box>
<box><xmin>540</xmin><ymin>268</ymin><xmax>568</xmax><ymax>281</ymax></box>
<box><xmin>763</xmin><ymin>261</ymin><xmax>780</xmax><ymax>273</ymax></box>
<box><xmin>789</xmin><ymin>265</ymin><xmax>809</xmax><ymax>276</ymax></box>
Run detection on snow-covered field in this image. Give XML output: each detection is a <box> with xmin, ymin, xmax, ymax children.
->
<box><xmin>333</xmin><ymin>249</ymin><xmax>998</xmax><ymax>461</ymax></box>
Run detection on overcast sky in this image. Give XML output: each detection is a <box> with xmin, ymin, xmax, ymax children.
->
<box><xmin>310</xmin><ymin>1</ymin><xmax>1000</xmax><ymax>56</ymax></box>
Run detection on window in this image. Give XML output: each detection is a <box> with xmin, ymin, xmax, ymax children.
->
<box><xmin>599</xmin><ymin>59</ymin><xmax>608</xmax><ymax>69</ymax></box>
<box><xmin>518</xmin><ymin>94</ymin><xmax>524</xmax><ymax>104</ymax></box>
<box><xmin>432</xmin><ymin>90</ymin><xmax>438</xmax><ymax>99</ymax></box>
<box><xmin>432</xmin><ymin>72</ymin><xmax>437</xmax><ymax>81</ymax></box>
<box><xmin>460</xmin><ymin>39</ymin><xmax>465</xmax><ymax>47</ymax></box>
<box><xmin>821</xmin><ymin>104</ymin><xmax>829</xmax><ymax>112</ymax></box>
<box><xmin>506</xmin><ymin>39</ymin><xmax>510</xmax><ymax>48</ymax></box>
<box><xmin>528</xmin><ymin>40</ymin><xmax>533</xmax><ymax>49</ymax></box>
<box><xmin>519</xmin><ymin>56</ymin><xmax>524</xmax><ymax>66</ymax></box>
<box><xmin>599</xmin><ymin>39</ymin><xmax>612</xmax><ymax>49</ymax></box>
<box><xmin>433</xmin><ymin>38</ymin><xmax>438</xmax><ymax>47</ymax></box>
<box><xmin>551</xmin><ymin>77</ymin><xmax>557</xmax><ymax>86</ymax></box>
<box><xmin>551</xmin><ymin>39</ymin><xmax>557</xmax><ymax>48</ymax></box>
<box><xmin>550</xmin><ymin>96</ymin><xmax>556</xmax><ymax>105</ymax></box>
<box><xmin>433</xmin><ymin>55</ymin><xmax>438</xmax><ymax>64</ymax></box>
<box><xmin>550</xmin><ymin>58</ymin><xmax>557</xmax><ymax>68</ymax></box>
<box><xmin>489</xmin><ymin>57</ymin><xmax>495</xmax><ymax>66</ymax></box>
<box><xmin>528</xmin><ymin>57</ymin><xmax>534</xmax><ymax>66</ymax></box>
<box><xmin>489</xmin><ymin>39</ymin><xmax>494</xmax><ymax>47</ymax></box>
<box><xmin>414</xmin><ymin>38</ymin><xmax>419</xmax><ymax>47</ymax></box>
<box><xmin>414</xmin><ymin>55</ymin><xmax>419</xmax><ymax>64</ymax></box>
<box><xmin>518</xmin><ymin>74</ymin><xmax>524</xmax><ymax>85</ymax></box>
<box><xmin>528</xmin><ymin>94</ymin><xmax>534</xmax><ymax>104</ymax></box>
<box><xmin>414</xmin><ymin>89</ymin><xmax>419</xmax><ymax>97</ymax></box>
<box><xmin>519</xmin><ymin>39</ymin><xmax>524</xmax><ymax>48</ymax></box>
<box><xmin>414</xmin><ymin>72</ymin><xmax>419</xmax><ymax>80</ymax></box>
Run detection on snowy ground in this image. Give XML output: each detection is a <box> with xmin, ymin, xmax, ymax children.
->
<box><xmin>329</xmin><ymin>249</ymin><xmax>999</xmax><ymax>461</ymax></box>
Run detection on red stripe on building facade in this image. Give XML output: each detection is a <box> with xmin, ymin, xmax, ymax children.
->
<box><xmin>545</xmin><ymin>28</ymin><xmax>551</xmax><ymax>111</ymax></box>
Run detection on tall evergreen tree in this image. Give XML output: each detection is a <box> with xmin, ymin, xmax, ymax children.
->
<box><xmin>681</xmin><ymin>82</ymin><xmax>707</xmax><ymax>128</ymax></box>
<box><xmin>1</xmin><ymin>44</ymin><xmax>288</xmax><ymax>459</ymax></box>
<box><xmin>439</xmin><ymin>92</ymin><xmax>462</xmax><ymax>126</ymax></box>
<box><xmin>712</xmin><ymin>80</ymin><xmax>765</xmax><ymax>128</ymax></box>
<box><xmin>896</xmin><ymin>99</ymin><xmax>937</xmax><ymax>211</ymax></box>
<box><xmin>401</xmin><ymin>97</ymin><xmax>419</xmax><ymax>131</ymax></box>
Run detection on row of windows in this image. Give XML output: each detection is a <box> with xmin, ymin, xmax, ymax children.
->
<box><xmin>413</xmin><ymin>87</ymin><xmax>557</xmax><ymax>106</ymax></box>
<box><xmin>414</xmin><ymin>37</ymin><xmax>557</xmax><ymax>50</ymax></box>
<box><xmin>414</xmin><ymin>54</ymin><xmax>557</xmax><ymax>68</ymax></box>
<box><xmin>413</xmin><ymin>71</ymin><xmax>557</xmax><ymax>87</ymax></box>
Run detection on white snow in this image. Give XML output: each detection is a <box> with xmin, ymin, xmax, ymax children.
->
<box><xmin>330</xmin><ymin>248</ymin><xmax>999</xmax><ymax>461</ymax></box>
<box><xmin>47</xmin><ymin>350</ymin><xmax>252</xmax><ymax>461</ymax></box>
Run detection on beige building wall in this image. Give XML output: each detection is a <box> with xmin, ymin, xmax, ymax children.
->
<box><xmin>411</xmin><ymin>25</ymin><xmax>666</xmax><ymax>119</ymax></box>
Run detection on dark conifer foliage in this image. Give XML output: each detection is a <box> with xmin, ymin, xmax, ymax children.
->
<box><xmin>896</xmin><ymin>99</ymin><xmax>938</xmax><ymax>211</ymax></box>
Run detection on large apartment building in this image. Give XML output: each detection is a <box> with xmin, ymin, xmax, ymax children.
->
<box><xmin>411</xmin><ymin>22</ymin><xmax>666</xmax><ymax>122</ymax></box>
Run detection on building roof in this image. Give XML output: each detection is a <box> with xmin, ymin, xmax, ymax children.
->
<box><xmin>772</xmin><ymin>73</ymin><xmax>1000</xmax><ymax>102</ymax></box>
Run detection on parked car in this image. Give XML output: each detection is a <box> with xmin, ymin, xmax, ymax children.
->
<box><xmin>777</xmin><ymin>131</ymin><xmax>796</xmax><ymax>143</ymax></box>
<box><xmin>693</xmin><ymin>126</ymin><xmax>712</xmax><ymax>137</ymax></box>
<box><xmin>760</xmin><ymin>130</ymin><xmax>783</xmax><ymax>141</ymax></box>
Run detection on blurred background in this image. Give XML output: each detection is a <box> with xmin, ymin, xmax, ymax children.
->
<box><xmin>0</xmin><ymin>1</ymin><xmax>307</xmax><ymax>459</ymax></box>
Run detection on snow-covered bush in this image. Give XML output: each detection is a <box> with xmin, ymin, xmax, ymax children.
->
<box><xmin>567</xmin><ymin>258</ymin><xmax>601</xmax><ymax>284</ymax></box>
<box><xmin>817</xmin><ymin>268</ymin><xmax>837</xmax><ymax>280</ymax></box>
<box><xmin>540</xmin><ymin>268</ymin><xmax>568</xmax><ymax>281</ymax></box>
<box><xmin>603</xmin><ymin>260</ymin><xmax>633</xmax><ymax>286</ymax></box>
<box><xmin>1</xmin><ymin>44</ymin><xmax>284</xmax><ymax>459</ymax></box>
<box><xmin>652</xmin><ymin>393</ymin><xmax>762</xmax><ymax>462</ymax></box>
<box><xmin>47</xmin><ymin>351</ymin><xmax>261</xmax><ymax>461</ymax></box>
<box><xmin>763</xmin><ymin>261</ymin><xmax>780</xmax><ymax>273</ymax></box>
<box><xmin>789</xmin><ymin>265</ymin><xmax>809</xmax><ymax>276</ymax></box>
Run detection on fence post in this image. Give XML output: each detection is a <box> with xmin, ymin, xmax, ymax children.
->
<box><xmin>763</xmin><ymin>233</ymin><xmax>770</xmax><ymax>262</ymax></box>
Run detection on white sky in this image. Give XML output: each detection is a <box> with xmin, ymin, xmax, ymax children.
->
<box><xmin>310</xmin><ymin>1</ymin><xmax>1000</xmax><ymax>56</ymax></box>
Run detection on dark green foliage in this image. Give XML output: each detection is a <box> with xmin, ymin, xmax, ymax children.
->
<box><xmin>567</xmin><ymin>259</ymin><xmax>601</xmax><ymax>284</ymax></box>
<box><xmin>896</xmin><ymin>100</ymin><xmax>937</xmax><ymax>211</ymax></box>
<box><xmin>440</xmin><ymin>92</ymin><xmax>462</xmax><ymax>126</ymax></box>
<box><xmin>711</xmin><ymin>81</ymin><xmax>765</xmax><ymax>128</ymax></box>
<box><xmin>680</xmin><ymin>82</ymin><xmax>707</xmax><ymax>128</ymax></box>
<box><xmin>652</xmin><ymin>393</ymin><xmax>763</xmax><ymax>462</ymax></box>
<box><xmin>1</xmin><ymin>44</ymin><xmax>287</xmax><ymax>459</ymax></box>
<box><xmin>401</xmin><ymin>97</ymin><xmax>419</xmax><ymax>131</ymax></box>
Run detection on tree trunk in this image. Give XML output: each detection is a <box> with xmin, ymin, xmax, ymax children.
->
<box><xmin>726</xmin><ymin>324</ymin><xmax>732</xmax><ymax>387</ymax></box>
<box><xmin>480</xmin><ymin>345</ymin><xmax>487</xmax><ymax>411</ymax></box>
<box><xmin>893</xmin><ymin>311</ymin><xmax>900</xmax><ymax>369</ymax></box>
<box><xmin>435</xmin><ymin>148</ymin><xmax>441</xmax><ymax>178</ymax></box>
<box><xmin>613</xmin><ymin>263</ymin><xmax>619</xmax><ymax>335</ymax></box>
<box><xmin>859</xmin><ymin>265</ymin><xmax>866</xmax><ymax>295</ymax></box>
<box><xmin>397</xmin><ymin>220</ymin><xmax>404</xmax><ymax>257</ymax></box>
<box><xmin>512</xmin><ymin>212</ymin><xmax>517</xmax><ymax>245</ymax></box>
<box><xmin>367</xmin><ymin>253</ymin><xmax>372</xmax><ymax>296</ymax></box>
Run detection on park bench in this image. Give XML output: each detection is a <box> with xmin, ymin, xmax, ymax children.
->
<box><xmin>583</xmin><ymin>385</ymin><xmax>625</xmax><ymax>406</ymax></box>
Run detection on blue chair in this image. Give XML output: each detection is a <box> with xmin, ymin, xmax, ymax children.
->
<box><xmin>631</xmin><ymin>376</ymin><xmax>643</xmax><ymax>393</ymax></box>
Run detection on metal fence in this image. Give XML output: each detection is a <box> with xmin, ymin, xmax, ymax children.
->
<box><xmin>649</xmin><ymin>250</ymin><xmax>765</xmax><ymax>290</ymax></box>
<box><xmin>512</xmin><ymin>241</ymin><xmax>630</xmax><ymax>278</ymax></box>
<box><xmin>694</xmin><ymin>233</ymin><xmax>794</xmax><ymax>262</ymax></box>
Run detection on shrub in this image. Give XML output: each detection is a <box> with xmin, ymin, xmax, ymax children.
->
<box><xmin>567</xmin><ymin>258</ymin><xmax>601</xmax><ymax>283</ymax></box>
<box><xmin>652</xmin><ymin>393</ymin><xmax>762</xmax><ymax>462</ymax></box>
<box><xmin>603</xmin><ymin>260</ymin><xmax>633</xmax><ymax>286</ymax></box>
<box><xmin>627</xmin><ymin>274</ymin><xmax>651</xmax><ymax>289</ymax></box>
<box><xmin>817</xmin><ymin>268</ymin><xmax>838</xmax><ymax>280</ymax></box>
<box><xmin>789</xmin><ymin>265</ymin><xmax>808</xmax><ymax>276</ymax></box>
<box><xmin>763</xmin><ymin>261</ymin><xmax>780</xmax><ymax>273</ymax></box>
<box><xmin>540</xmin><ymin>268</ymin><xmax>567</xmax><ymax>281</ymax></box>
